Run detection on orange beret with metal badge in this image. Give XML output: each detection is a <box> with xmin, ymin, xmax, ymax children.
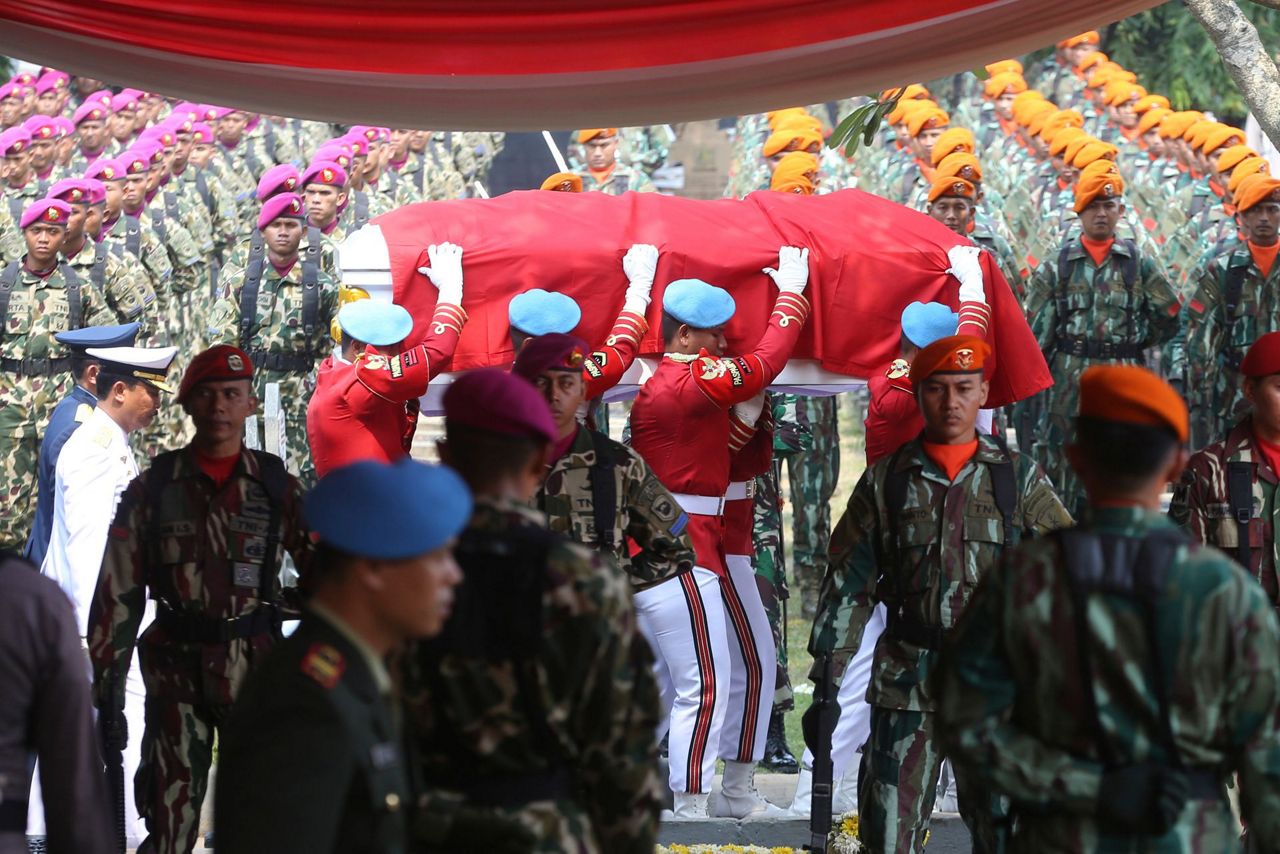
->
<box><xmin>1229</xmin><ymin>161</ymin><xmax>1271</xmax><ymax>195</ymax></box>
<box><xmin>1049</xmin><ymin>127</ymin><xmax>1087</xmax><ymax>158</ymax></box>
<box><xmin>984</xmin><ymin>59</ymin><xmax>1023</xmax><ymax>76</ymax></box>
<box><xmin>1078</xmin><ymin>364</ymin><xmax>1188</xmax><ymax>442</ymax></box>
<box><xmin>1202</xmin><ymin>125</ymin><xmax>1245</xmax><ymax>155</ymax></box>
<box><xmin>983</xmin><ymin>72</ymin><xmax>1027</xmax><ymax>100</ymax></box>
<box><xmin>935</xmin><ymin>152</ymin><xmax>983</xmax><ymax>183</ymax></box>
<box><xmin>1233</xmin><ymin>175</ymin><xmax>1280</xmax><ymax>213</ymax></box>
<box><xmin>909</xmin><ymin>335</ymin><xmax>991</xmax><ymax>384</ymax></box>
<box><xmin>577</xmin><ymin>128</ymin><xmax>617</xmax><ymax>144</ymax></box>
<box><xmin>905</xmin><ymin>106</ymin><xmax>950</xmax><ymax>138</ymax></box>
<box><xmin>1073</xmin><ymin>161</ymin><xmax>1125</xmax><ymax>212</ymax></box>
<box><xmin>1134</xmin><ymin>94</ymin><xmax>1171</xmax><ymax>113</ymax></box>
<box><xmin>1216</xmin><ymin>145</ymin><xmax>1258</xmax><ymax>174</ymax></box>
<box><xmin>927</xmin><ymin>176</ymin><xmax>976</xmax><ymax>204</ymax></box>
<box><xmin>1059</xmin><ymin>31</ymin><xmax>1101</xmax><ymax>48</ymax></box>
<box><xmin>929</xmin><ymin>127</ymin><xmax>975</xmax><ymax>166</ymax></box>
<box><xmin>539</xmin><ymin>171</ymin><xmax>582</xmax><ymax>192</ymax></box>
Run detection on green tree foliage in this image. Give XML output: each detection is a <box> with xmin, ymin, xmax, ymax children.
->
<box><xmin>1103</xmin><ymin>0</ymin><xmax>1280</xmax><ymax>123</ymax></box>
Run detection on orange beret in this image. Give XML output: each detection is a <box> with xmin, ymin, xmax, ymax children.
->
<box><xmin>930</xmin><ymin>127</ymin><xmax>975</xmax><ymax>166</ymax></box>
<box><xmin>1071</xmin><ymin>140</ymin><xmax>1118</xmax><ymax>169</ymax></box>
<box><xmin>1049</xmin><ymin>127</ymin><xmax>1087</xmax><ymax>157</ymax></box>
<box><xmin>1159</xmin><ymin>111</ymin><xmax>1200</xmax><ymax>139</ymax></box>
<box><xmin>1074</xmin><ymin>162</ymin><xmax>1125</xmax><ymax>212</ymax></box>
<box><xmin>762</xmin><ymin>127</ymin><xmax>823</xmax><ymax>157</ymax></box>
<box><xmin>928</xmin><ymin>176</ymin><xmax>976</xmax><ymax>204</ymax></box>
<box><xmin>1133</xmin><ymin>94</ymin><xmax>1170</xmax><ymax>113</ymax></box>
<box><xmin>1216</xmin><ymin>145</ymin><xmax>1258</xmax><ymax>174</ymax></box>
<box><xmin>935</xmin><ymin>152</ymin><xmax>983</xmax><ymax>183</ymax></box>
<box><xmin>1185</xmin><ymin>119</ymin><xmax>1216</xmax><ymax>146</ymax></box>
<box><xmin>539</xmin><ymin>172</ymin><xmax>582</xmax><ymax>192</ymax></box>
<box><xmin>983</xmin><ymin>72</ymin><xmax>1027</xmax><ymax>99</ymax></box>
<box><xmin>770</xmin><ymin>151</ymin><xmax>820</xmax><ymax>187</ymax></box>
<box><xmin>881</xmin><ymin>84</ymin><xmax>931</xmax><ymax>102</ymax></box>
<box><xmin>1241</xmin><ymin>332</ymin><xmax>1280</xmax><ymax>378</ymax></box>
<box><xmin>1103</xmin><ymin>82</ymin><xmax>1145</xmax><ymax>107</ymax></box>
<box><xmin>1019</xmin><ymin>101</ymin><xmax>1056</xmax><ymax>129</ymax></box>
<box><xmin>577</xmin><ymin>128</ymin><xmax>617</xmax><ymax>144</ymax></box>
<box><xmin>885</xmin><ymin>98</ymin><xmax>924</xmax><ymax>126</ymax></box>
<box><xmin>909</xmin><ymin>335</ymin><xmax>990</xmax><ymax>383</ymax></box>
<box><xmin>1043</xmin><ymin>109</ymin><xmax>1084</xmax><ymax>133</ymax></box>
<box><xmin>1202</xmin><ymin>125</ymin><xmax>1245</xmax><ymax>154</ymax></box>
<box><xmin>1229</xmin><ymin>160</ymin><xmax>1272</xmax><ymax>195</ymax></box>
<box><xmin>775</xmin><ymin>113</ymin><xmax>824</xmax><ymax>133</ymax></box>
<box><xmin>905</xmin><ymin>106</ymin><xmax>949</xmax><ymax>137</ymax></box>
<box><xmin>771</xmin><ymin>174</ymin><xmax>815</xmax><ymax>195</ymax></box>
<box><xmin>1136</xmin><ymin>108</ymin><xmax>1172</xmax><ymax>137</ymax></box>
<box><xmin>985</xmin><ymin>59</ymin><xmax>1024</xmax><ymax>76</ymax></box>
<box><xmin>1077</xmin><ymin>51</ymin><xmax>1109</xmax><ymax>72</ymax></box>
<box><xmin>1063</xmin><ymin>134</ymin><xmax>1098</xmax><ymax>164</ymax></box>
<box><xmin>1059</xmin><ymin>31</ymin><xmax>1101</xmax><ymax>48</ymax></box>
<box><xmin>765</xmin><ymin>108</ymin><xmax>808</xmax><ymax>129</ymax></box>
<box><xmin>1233</xmin><ymin>175</ymin><xmax>1280</xmax><ymax>212</ymax></box>
<box><xmin>1078</xmin><ymin>365</ymin><xmax>1187</xmax><ymax>442</ymax></box>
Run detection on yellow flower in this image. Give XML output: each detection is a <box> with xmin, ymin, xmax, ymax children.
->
<box><xmin>841</xmin><ymin>814</ymin><xmax>860</xmax><ymax>835</ymax></box>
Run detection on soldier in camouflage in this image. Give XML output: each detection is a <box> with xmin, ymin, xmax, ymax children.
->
<box><xmin>786</xmin><ymin>393</ymin><xmax>840</xmax><ymax>616</ymax></box>
<box><xmin>1</xmin><ymin>199</ymin><xmax>109</xmax><ymax>550</ymax></box>
<box><xmin>938</xmin><ymin>364</ymin><xmax>1280</xmax><ymax>852</ymax></box>
<box><xmin>806</xmin><ymin>335</ymin><xmax>1071</xmax><ymax>853</ymax></box>
<box><xmin>87</xmin><ymin>344</ymin><xmax>313</xmax><ymax>854</ymax></box>
<box><xmin>405</xmin><ymin>369</ymin><xmax>662</xmax><ymax>853</ymax></box>
<box><xmin>575</xmin><ymin>129</ymin><xmax>656</xmax><ymax>194</ymax></box>
<box><xmin>208</xmin><ymin>193</ymin><xmax>340</xmax><ymax>487</ymax></box>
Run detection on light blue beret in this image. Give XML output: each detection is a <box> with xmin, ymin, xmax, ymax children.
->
<box><xmin>307</xmin><ymin>459</ymin><xmax>472</xmax><ymax>559</ymax></box>
<box><xmin>337</xmin><ymin>300</ymin><xmax>414</xmax><ymax>347</ymax></box>
<box><xmin>662</xmin><ymin>278</ymin><xmax>736</xmax><ymax>329</ymax></box>
<box><xmin>508</xmin><ymin>289</ymin><xmax>581</xmax><ymax>335</ymax></box>
<box><xmin>901</xmin><ymin>301</ymin><xmax>959</xmax><ymax>349</ymax></box>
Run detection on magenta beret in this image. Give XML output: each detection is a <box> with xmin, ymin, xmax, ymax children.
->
<box><xmin>512</xmin><ymin>333</ymin><xmax>589</xmax><ymax>381</ymax></box>
<box><xmin>256</xmin><ymin>164</ymin><xmax>301</xmax><ymax>200</ymax></box>
<box><xmin>73</xmin><ymin>101</ymin><xmax>109</xmax><ymax>126</ymax></box>
<box><xmin>443</xmin><ymin>368</ymin><xmax>558</xmax><ymax>445</ymax></box>
<box><xmin>0</xmin><ymin>127</ymin><xmax>32</xmax><ymax>156</ymax></box>
<box><xmin>301</xmin><ymin>160</ymin><xmax>347</xmax><ymax>189</ymax></box>
<box><xmin>48</xmin><ymin>178</ymin><xmax>92</xmax><ymax>205</ymax></box>
<box><xmin>257</xmin><ymin>192</ymin><xmax>305</xmax><ymax>230</ymax></box>
<box><xmin>21</xmin><ymin>199</ymin><xmax>73</xmax><ymax>229</ymax></box>
<box><xmin>84</xmin><ymin>157</ymin><xmax>125</xmax><ymax>182</ymax></box>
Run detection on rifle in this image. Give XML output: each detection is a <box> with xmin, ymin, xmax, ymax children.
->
<box><xmin>805</xmin><ymin>652</ymin><xmax>839</xmax><ymax>853</ymax></box>
<box><xmin>97</xmin><ymin>697</ymin><xmax>128</xmax><ymax>854</ymax></box>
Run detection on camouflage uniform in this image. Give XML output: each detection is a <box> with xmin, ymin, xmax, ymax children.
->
<box><xmin>0</xmin><ymin>200</ymin><xmax>21</xmax><ymax>266</ymax></box>
<box><xmin>937</xmin><ymin>506</ymin><xmax>1280</xmax><ymax>852</ymax></box>
<box><xmin>87</xmin><ymin>446</ymin><xmax>312</xmax><ymax>854</ymax></box>
<box><xmin>403</xmin><ymin>497</ymin><xmax>662</xmax><ymax>854</ymax></box>
<box><xmin>1179</xmin><ymin>242</ymin><xmax>1280</xmax><ymax>449</ymax></box>
<box><xmin>207</xmin><ymin>259</ymin><xmax>340</xmax><ymax>487</ymax></box>
<box><xmin>63</xmin><ymin>238</ymin><xmax>157</xmax><ymax>329</ymax></box>
<box><xmin>1025</xmin><ymin>238</ymin><xmax>1179</xmax><ymax>513</ymax></box>
<box><xmin>537</xmin><ymin>424</ymin><xmax>694</xmax><ymax>588</ymax></box>
<box><xmin>0</xmin><ymin>261</ymin><xmax>109</xmax><ymax>549</ymax></box>
<box><xmin>809</xmin><ymin>434</ymin><xmax>1072</xmax><ymax>853</ymax></box>
<box><xmin>1171</xmin><ymin>415</ymin><xmax>1280</xmax><ymax>609</ymax></box>
<box><xmin>785</xmin><ymin>394</ymin><xmax>840</xmax><ymax>606</ymax></box>
<box><xmin>577</xmin><ymin>163</ymin><xmax>656</xmax><ymax>195</ymax></box>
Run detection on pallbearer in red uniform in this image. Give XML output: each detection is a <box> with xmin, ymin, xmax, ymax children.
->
<box><xmin>630</xmin><ymin>247</ymin><xmax>811</xmax><ymax>817</ymax></box>
<box><xmin>306</xmin><ymin>243</ymin><xmax>466</xmax><ymax>477</ymax></box>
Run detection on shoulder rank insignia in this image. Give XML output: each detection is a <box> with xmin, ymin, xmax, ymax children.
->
<box><xmin>301</xmin><ymin>643</ymin><xmax>345</xmax><ymax>690</ymax></box>
<box><xmin>91</xmin><ymin>423</ymin><xmax>113</xmax><ymax>448</ymax></box>
<box><xmin>74</xmin><ymin>402</ymin><xmax>93</xmax><ymax>423</ymax></box>
<box><xmin>886</xmin><ymin>358</ymin><xmax>910</xmax><ymax>380</ymax></box>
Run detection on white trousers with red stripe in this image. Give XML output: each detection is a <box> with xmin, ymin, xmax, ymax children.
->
<box><xmin>719</xmin><ymin>554</ymin><xmax>777</xmax><ymax>764</ymax></box>
<box><xmin>636</xmin><ymin>568</ymin><xmax>730</xmax><ymax>795</ymax></box>
<box><xmin>801</xmin><ymin>602</ymin><xmax>886</xmax><ymax>779</ymax></box>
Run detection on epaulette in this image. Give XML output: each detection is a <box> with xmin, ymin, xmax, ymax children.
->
<box><xmin>74</xmin><ymin>402</ymin><xmax>93</xmax><ymax>423</ymax></box>
<box><xmin>886</xmin><ymin>358</ymin><xmax>910</xmax><ymax>380</ymax></box>
<box><xmin>91</xmin><ymin>422</ymin><xmax>113</xmax><ymax>448</ymax></box>
<box><xmin>300</xmin><ymin>643</ymin><xmax>345</xmax><ymax>690</ymax></box>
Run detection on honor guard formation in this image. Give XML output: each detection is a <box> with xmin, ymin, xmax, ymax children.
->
<box><xmin>5</xmin><ymin>25</ymin><xmax>1280</xmax><ymax>854</ymax></box>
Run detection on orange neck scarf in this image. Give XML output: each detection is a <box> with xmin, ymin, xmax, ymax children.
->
<box><xmin>1080</xmin><ymin>236</ymin><xmax>1114</xmax><ymax>266</ymax></box>
<box><xmin>1250</xmin><ymin>239</ymin><xmax>1280</xmax><ymax>279</ymax></box>
<box><xmin>923</xmin><ymin>439</ymin><xmax>979</xmax><ymax>481</ymax></box>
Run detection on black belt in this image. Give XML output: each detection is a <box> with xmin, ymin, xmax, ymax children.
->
<box><xmin>0</xmin><ymin>799</ymin><xmax>27</xmax><ymax>832</ymax></box>
<box><xmin>458</xmin><ymin>767</ymin><xmax>571</xmax><ymax>808</ymax></box>
<box><xmin>0</xmin><ymin>356</ymin><xmax>72</xmax><ymax>376</ymax></box>
<box><xmin>156</xmin><ymin>604</ymin><xmax>279</xmax><ymax>643</ymax></box>
<box><xmin>1056</xmin><ymin>337</ymin><xmax>1143</xmax><ymax>360</ymax></box>
<box><xmin>248</xmin><ymin>350</ymin><xmax>317</xmax><ymax>372</ymax></box>
<box><xmin>885</xmin><ymin>613</ymin><xmax>946</xmax><ymax>650</ymax></box>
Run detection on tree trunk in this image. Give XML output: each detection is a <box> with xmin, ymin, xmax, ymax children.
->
<box><xmin>1185</xmin><ymin>0</ymin><xmax>1280</xmax><ymax>148</ymax></box>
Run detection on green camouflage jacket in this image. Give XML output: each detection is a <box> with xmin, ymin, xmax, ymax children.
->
<box><xmin>63</xmin><ymin>238</ymin><xmax>158</xmax><ymax>335</ymax></box>
<box><xmin>578</xmin><ymin>163</ymin><xmax>656</xmax><ymax>195</ymax></box>
<box><xmin>809</xmin><ymin>433</ymin><xmax>1072</xmax><ymax>710</ymax></box>
<box><xmin>403</xmin><ymin>496</ymin><xmax>661</xmax><ymax>854</ymax></box>
<box><xmin>537</xmin><ymin>426</ymin><xmax>694</xmax><ymax>592</ymax></box>
<box><xmin>1</xmin><ymin>260</ymin><xmax>110</xmax><ymax>362</ymax></box>
<box><xmin>87</xmin><ymin>446</ymin><xmax>312</xmax><ymax>709</ymax></box>
<box><xmin>936</xmin><ymin>506</ymin><xmax>1280</xmax><ymax>852</ymax></box>
<box><xmin>0</xmin><ymin>200</ymin><xmax>21</xmax><ymax>266</ymax></box>
<box><xmin>219</xmin><ymin>227</ymin><xmax>342</xmax><ymax>292</ymax></box>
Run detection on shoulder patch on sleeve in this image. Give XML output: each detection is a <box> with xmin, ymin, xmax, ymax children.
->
<box><xmin>74</xmin><ymin>402</ymin><xmax>94</xmax><ymax>423</ymax></box>
<box><xmin>301</xmin><ymin>643</ymin><xmax>345</xmax><ymax>690</ymax></box>
<box><xmin>360</xmin><ymin>353</ymin><xmax>388</xmax><ymax>371</ymax></box>
<box><xmin>389</xmin><ymin>356</ymin><xmax>403</xmax><ymax>379</ymax></box>
<box><xmin>886</xmin><ymin>358</ymin><xmax>910</xmax><ymax>380</ymax></box>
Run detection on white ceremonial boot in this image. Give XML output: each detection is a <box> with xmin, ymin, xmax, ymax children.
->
<box><xmin>788</xmin><ymin>765</ymin><xmax>814</xmax><ymax>817</ymax></box>
<box><xmin>710</xmin><ymin>760</ymin><xmax>791</xmax><ymax>819</ymax></box>
<box><xmin>671</xmin><ymin>792</ymin><xmax>711</xmax><ymax>819</ymax></box>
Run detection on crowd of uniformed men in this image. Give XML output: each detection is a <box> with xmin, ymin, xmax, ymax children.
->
<box><xmin>6</xmin><ymin>24</ymin><xmax>1280</xmax><ymax>854</ymax></box>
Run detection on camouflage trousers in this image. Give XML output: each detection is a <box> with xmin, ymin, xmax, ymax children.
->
<box><xmin>857</xmin><ymin>707</ymin><xmax>997</xmax><ymax>854</ymax></box>
<box><xmin>751</xmin><ymin>463</ymin><xmax>793</xmax><ymax>712</ymax></box>
<box><xmin>255</xmin><ymin>369</ymin><xmax>317</xmax><ymax>489</ymax></box>
<box><xmin>416</xmin><ymin>797</ymin><xmax>599</xmax><ymax>854</ymax></box>
<box><xmin>786</xmin><ymin>396</ymin><xmax>839</xmax><ymax>602</ymax></box>
<box><xmin>135</xmin><ymin>693</ymin><xmax>230</xmax><ymax>854</ymax></box>
<box><xmin>0</xmin><ymin>372</ymin><xmax>69</xmax><ymax>550</ymax></box>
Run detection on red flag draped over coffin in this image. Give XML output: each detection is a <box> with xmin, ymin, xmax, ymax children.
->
<box><xmin>376</xmin><ymin>188</ymin><xmax>1049</xmax><ymax>408</ymax></box>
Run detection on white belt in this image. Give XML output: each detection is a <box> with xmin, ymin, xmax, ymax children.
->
<box><xmin>672</xmin><ymin>492</ymin><xmax>725</xmax><ymax>516</ymax></box>
<box><xmin>724</xmin><ymin>480</ymin><xmax>755</xmax><ymax>501</ymax></box>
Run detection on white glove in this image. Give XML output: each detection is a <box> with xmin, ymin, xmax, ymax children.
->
<box><xmin>622</xmin><ymin>243</ymin><xmax>658</xmax><ymax>314</ymax></box>
<box><xmin>732</xmin><ymin>392</ymin><xmax>767</xmax><ymax>428</ymax></box>
<box><xmin>417</xmin><ymin>242</ymin><xmax>464</xmax><ymax>305</ymax></box>
<box><xmin>946</xmin><ymin>244</ymin><xmax>986</xmax><ymax>304</ymax></box>
<box><xmin>763</xmin><ymin>246</ymin><xmax>810</xmax><ymax>295</ymax></box>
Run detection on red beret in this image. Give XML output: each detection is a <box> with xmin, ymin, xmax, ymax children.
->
<box><xmin>257</xmin><ymin>193</ymin><xmax>305</xmax><ymax>230</ymax></box>
<box><xmin>178</xmin><ymin>345</ymin><xmax>254</xmax><ymax>402</ymax></box>
<box><xmin>511</xmin><ymin>333</ymin><xmax>588</xmax><ymax>381</ymax></box>
<box><xmin>909</xmin><ymin>335</ymin><xmax>991</xmax><ymax>384</ymax></box>
<box><xmin>1241</xmin><ymin>332</ymin><xmax>1280</xmax><ymax>378</ymax></box>
<box><xmin>443</xmin><ymin>368</ymin><xmax>557</xmax><ymax>445</ymax></box>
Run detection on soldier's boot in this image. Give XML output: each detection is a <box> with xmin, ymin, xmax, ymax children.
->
<box><xmin>666</xmin><ymin>792</ymin><xmax>710</xmax><ymax>819</ymax></box>
<box><xmin>788</xmin><ymin>764</ymin><xmax>854</xmax><ymax>817</ymax></box>
<box><xmin>709</xmin><ymin>760</ymin><xmax>790</xmax><ymax>819</ymax></box>
<box><xmin>788</xmin><ymin>766</ymin><xmax>814</xmax><ymax>816</ymax></box>
<box><xmin>760</xmin><ymin>710</ymin><xmax>798</xmax><ymax>772</ymax></box>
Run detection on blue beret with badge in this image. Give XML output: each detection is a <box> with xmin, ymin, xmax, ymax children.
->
<box><xmin>55</xmin><ymin>322</ymin><xmax>141</xmax><ymax>351</ymax></box>
<box><xmin>337</xmin><ymin>301</ymin><xmax>413</xmax><ymax>348</ymax></box>
<box><xmin>508</xmin><ymin>289</ymin><xmax>581</xmax><ymax>336</ymax></box>
<box><xmin>662</xmin><ymin>278</ymin><xmax>736</xmax><ymax>329</ymax></box>
<box><xmin>900</xmin><ymin>301</ymin><xmax>959</xmax><ymax>349</ymax></box>
<box><xmin>307</xmin><ymin>459</ymin><xmax>473</xmax><ymax>560</ymax></box>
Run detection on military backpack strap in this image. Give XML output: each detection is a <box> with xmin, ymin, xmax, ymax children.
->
<box><xmin>354</xmin><ymin>190</ymin><xmax>369</xmax><ymax>230</ymax></box>
<box><xmin>91</xmin><ymin>242</ymin><xmax>108</xmax><ymax>294</ymax></box>
<box><xmin>1119</xmin><ymin>238</ymin><xmax>1138</xmax><ymax>347</ymax></box>
<box><xmin>881</xmin><ymin>442</ymin><xmax>912</xmax><ymax>609</ymax></box>
<box><xmin>1053</xmin><ymin>241</ymin><xmax>1073</xmax><ymax>350</ymax></box>
<box><xmin>249</xmin><ymin>450</ymin><xmax>291</xmax><ymax>605</ymax></box>
<box><xmin>985</xmin><ymin>431</ymin><xmax>1019</xmax><ymax>547</ymax></box>
<box><xmin>587</xmin><ymin>430</ymin><xmax>620</xmax><ymax>551</ymax></box>
<box><xmin>300</xmin><ymin>236</ymin><xmax>321</xmax><ymax>340</ymax></box>
<box><xmin>164</xmin><ymin>191</ymin><xmax>180</xmax><ymax>232</ymax></box>
<box><xmin>1226</xmin><ymin>461</ymin><xmax>1254</xmax><ymax>570</ymax></box>
<box><xmin>124</xmin><ymin>215</ymin><xmax>142</xmax><ymax>260</ymax></box>
<box><xmin>62</xmin><ymin>263</ymin><xmax>83</xmax><ymax>330</ymax></box>
<box><xmin>7</xmin><ymin>195</ymin><xmax>20</xmax><ymax>224</ymax></box>
<box><xmin>239</xmin><ymin>236</ymin><xmax>267</xmax><ymax>352</ymax></box>
<box><xmin>1222</xmin><ymin>257</ymin><xmax>1250</xmax><ymax>370</ymax></box>
<box><xmin>0</xmin><ymin>261</ymin><xmax>19</xmax><ymax>328</ymax></box>
<box><xmin>194</xmin><ymin>169</ymin><xmax>211</xmax><ymax>208</ymax></box>
<box><xmin>151</xmin><ymin>203</ymin><xmax>168</xmax><ymax>245</ymax></box>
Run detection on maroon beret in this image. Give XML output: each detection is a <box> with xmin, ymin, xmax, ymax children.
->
<box><xmin>1242</xmin><ymin>332</ymin><xmax>1280</xmax><ymax>378</ymax></box>
<box><xmin>443</xmin><ymin>368</ymin><xmax>557</xmax><ymax>445</ymax></box>
<box><xmin>177</xmin><ymin>345</ymin><xmax>254</xmax><ymax>402</ymax></box>
<box><xmin>511</xmin><ymin>333</ymin><xmax>588</xmax><ymax>381</ymax></box>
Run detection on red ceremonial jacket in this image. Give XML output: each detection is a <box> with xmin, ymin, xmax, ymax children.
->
<box><xmin>307</xmin><ymin>303</ymin><xmax>465</xmax><ymax>477</ymax></box>
<box><xmin>583</xmin><ymin>309</ymin><xmax>647</xmax><ymax>400</ymax></box>
<box><xmin>630</xmin><ymin>291</ymin><xmax>809</xmax><ymax>573</ymax></box>
<box><xmin>864</xmin><ymin>358</ymin><xmax>921</xmax><ymax>466</ymax></box>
